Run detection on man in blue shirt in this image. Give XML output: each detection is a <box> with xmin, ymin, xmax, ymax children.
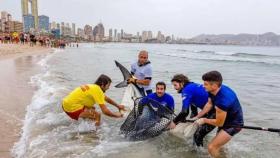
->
<box><xmin>127</xmin><ymin>50</ymin><xmax>153</xmax><ymax>95</ymax></box>
<box><xmin>129</xmin><ymin>82</ymin><xmax>175</xmax><ymax>139</ymax></box>
<box><xmin>170</xmin><ymin>74</ymin><xmax>216</xmax><ymax>146</ymax></box>
<box><xmin>195</xmin><ymin>71</ymin><xmax>244</xmax><ymax>158</ymax></box>
<box><xmin>139</xmin><ymin>81</ymin><xmax>174</xmax><ymax>117</ymax></box>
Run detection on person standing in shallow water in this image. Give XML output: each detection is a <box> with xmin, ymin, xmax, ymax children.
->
<box><xmin>169</xmin><ymin>74</ymin><xmax>216</xmax><ymax>146</ymax></box>
<box><xmin>62</xmin><ymin>74</ymin><xmax>125</xmax><ymax>126</ymax></box>
<box><xmin>195</xmin><ymin>71</ymin><xmax>244</xmax><ymax>158</ymax></box>
<box><xmin>127</xmin><ymin>50</ymin><xmax>153</xmax><ymax>95</ymax></box>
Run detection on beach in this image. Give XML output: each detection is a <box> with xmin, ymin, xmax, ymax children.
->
<box><xmin>0</xmin><ymin>44</ymin><xmax>52</xmax><ymax>158</ymax></box>
<box><xmin>0</xmin><ymin>43</ymin><xmax>279</xmax><ymax>158</ymax></box>
<box><xmin>8</xmin><ymin>43</ymin><xmax>280</xmax><ymax>158</ymax></box>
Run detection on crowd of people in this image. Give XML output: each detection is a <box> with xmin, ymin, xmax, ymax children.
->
<box><xmin>0</xmin><ymin>32</ymin><xmax>78</xmax><ymax>49</ymax></box>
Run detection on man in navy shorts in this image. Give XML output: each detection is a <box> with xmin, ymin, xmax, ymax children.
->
<box><xmin>195</xmin><ymin>71</ymin><xmax>244</xmax><ymax>158</ymax></box>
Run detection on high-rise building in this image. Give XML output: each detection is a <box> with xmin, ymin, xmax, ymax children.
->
<box><xmin>61</xmin><ymin>22</ymin><xmax>65</xmax><ymax>35</ymax></box>
<box><xmin>21</xmin><ymin>0</ymin><xmax>38</xmax><ymax>30</ymax></box>
<box><xmin>72</xmin><ymin>23</ymin><xmax>76</xmax><ymax>36</ymax></box>
<box><xmin>117</xmin><ymin>33</ymin><xmax>121</xmax><ymax>42</ymax></box>
<box><xmin>56</xmin><ymin>23</ymin><xmax>60</xmax><ymax>30</ymax></box>
<box><xmin>50</xmin><ymin>22</ymin><xmax>57</xmax><ymax>30</ymax></box>
<box><xmin>114</xmin><ymin>29</ymin><xmax>117</xmax><ymax>41</ymax></box>
<box><xmin>39</xmin><ymin>15</ymin><xmax>49</xmax><ymax>32</ymax></box>
<box><xmin>148</xmin><ymin>31</ymin><xmax>153</xmax><ymax>40</ymax></box>
<box><xmin>157</xmin><ymin>31</ymin><xmax>165</xmax><ymax>43</ymax></box>
<box><xmin>60</xmin><ymin>22</ymin><xmax>72</xmax><ymax>36</ymax></box>
<box><xmin>23</xmin><ymin>14</ymin><xmax>35</xmax><ymax>32</ymax></box>
<box><xmin>2</xmin><ymin>12</ymin><xmax>12</xmax><ymax>21</ymax></box>
<box><xmin>84</xmin><ymin>24</ymin><xmax>93</xmax><ymax>40</ymax></box>
<box><xmin>9</xmin><ymin>21</ymin><xmax>24</xmax><ymax>32</ymax></box>
<box><xmin>50</xmin><ymin>21</ymin><xmax>60</xmax><ymax>38</ymax></box>
<box><xmin>142</xmin><ymin>31</ymin><xmax>148</xmax><ymax>42</ymax></box>
<box><xmin>0</xmin><ymin>11</ymin><xmax>12</xmax><ymax>32</ymax></box>
<box><xmin>0</xmin><ymin>19</ymin><xmax>2</xmax><ymax>32</ymax></box>
<box><xmin>84</xmin><ymin>25</ymin><xmax>92</xmax><ymax>35</ymax></box>
<box><xmin>48</xmin><ymin>23</ymin><xmax>51</xmax><ymax>31</ymax></box>
<box><xmin>121</xmin><ymin>29</ymin><xmax>124</xmax><ymax>39</ymax></box>
<box><xmin>21</xmin><ymin>0</ymin><xmax>28</xmax><ymax>15</ymax></box>
<box><xmin>77</xmin><ymin>28</ymin><xmax>84</xmax><ymax>38</ymax></box>
<box><xmin>109</xmin><ymin>29</ymin><xmax>113</xmax><ymax>42</ymax></box>
<box><xmin>123</xmin><ymin>33</ymin><xmax>133</xmax><ymax>39</ymax></box>
<box><xmin>31</xmin><ymin>0</ymin><xmax>38</xmax><ymax>28</ymax></box>
<box><xmin>157</xmin><ymin>31</ymin><xmax>161</xmax><ymax>39</ymax></box>
<box><xmin>93</xmin><ymin>23</ymin><xmax>105</xmax><ymax>42</ymax></box>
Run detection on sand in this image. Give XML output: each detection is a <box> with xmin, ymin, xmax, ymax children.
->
<box><xmin>0</xmin><ymin>43</ymin><xmax>53</xmax><ymax>158</ymax></box>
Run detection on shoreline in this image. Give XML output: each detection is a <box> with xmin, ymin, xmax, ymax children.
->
<box><xmin>0</xmin><ymin>44</ymin><xmax>53</xmax><ymax>158</ymax></box>
<box><xmin>0</xmin><ymin>43</ymin><xmax>53</xmax><ymax>60</ymax></box>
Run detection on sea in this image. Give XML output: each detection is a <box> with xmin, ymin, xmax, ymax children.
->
<box><xmin>12</xmin><ymin>43</ymin><xmax>280</xmax><ymax>158</ymax></box>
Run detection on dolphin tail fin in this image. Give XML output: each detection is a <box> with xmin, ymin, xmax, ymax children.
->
<box><xmin>115</xmin><ymin>81</ymin><xmax>128</xmax><ymax>88</ymax></box>
<box><xmin>115</xmin><ymin>60</ymin><xmax>132</xmax><ymax>88</ymax></box>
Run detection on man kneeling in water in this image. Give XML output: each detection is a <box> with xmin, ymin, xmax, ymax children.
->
<box><xmin>62</xmin><ymin>74</ymin><xmax>124</xmax><ymax>126</ymax></box>
<box><xmin>169</xmin><ymin>74</ymin><xmax>216</xmax><ymax>146</ymax></box>
<box><xmin>195</xmin><ymin>71</ymin><xmax>244</xmax><ymax>157</ymax></box>
<box><xmin>137</xmin><ymin>82</ymin><xmax>175</xmax><ymax>127</ymax></box>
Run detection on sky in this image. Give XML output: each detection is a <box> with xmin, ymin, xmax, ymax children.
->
<box><xmin>1</xmin><ymin>0</ymin><xmax>280</xmax><ymax>38</ymax></box>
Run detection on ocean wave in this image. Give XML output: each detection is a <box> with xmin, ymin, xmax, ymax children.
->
<box><xmin>201</xmin><ymin>51</ymin><xmax>280</xmax><ymax>58</ymax></box>
<box><xmin>231</xmin><ymin>52</ymin><xmax>279</xmax><ymax>57</ymax></box>
<box><xmin>11</xmin><ymin>49</ymin><xmax>133</xmax><ymax>158</ymax></box>
<box><xmin>175</xmin><ymin>48</ymin><xmax>280</xmax><ymax>58</ymax></box>
<box><xmin>11</xmin><ymin>50</ymin><xmax>69</xmax><ymax>158</ymax></box>
<box><xmin>155</xmin><ymin>52</ymin><xmax>280</xmax><ymax>65</ymax></box>
<box><xmin>176</xmin><ymin>49</ymin><xmax>215</xmax><ymax>54</ymax></box>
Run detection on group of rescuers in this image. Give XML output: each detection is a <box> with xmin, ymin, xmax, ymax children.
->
<box><xmin>62</xmin><ymin>50</ymin><xmax>244</xmax><ymax>158</ymax></box>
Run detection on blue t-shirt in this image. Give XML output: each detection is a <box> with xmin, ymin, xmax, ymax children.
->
<box><xmin>181</xmin><ymin>82</ymin><xmax>209</xmax><ymax>111</ymax></box>
<box><xmin>141</xmin><ymin>93</ymin><xmax>174</xmax><ymax>111</ymax></box>
<box><xmin>210</xmin><ymin>85</ymin><xmax>244</xmax><ymax>126</ymax></box>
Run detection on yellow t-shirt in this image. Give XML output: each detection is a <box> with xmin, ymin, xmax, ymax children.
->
<box><xmin>62</xmin><ymin>84</ymin><xmax>105</xmax><ymax>112</ymax></box>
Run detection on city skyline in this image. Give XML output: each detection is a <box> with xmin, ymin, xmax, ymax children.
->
<box><xmin>1</xmin><ymin>0</ymin><xmax>280</xmax><ymax>38</ymax></box>
<box><xmin>1</xmin><ymin>6</ymin><xmax>280</xmax><ymax>46</ymax></box>
<box><xmin>1</xmin><ymin>0</ymin><xmax>173</xmax><ymax>43</ymax></box>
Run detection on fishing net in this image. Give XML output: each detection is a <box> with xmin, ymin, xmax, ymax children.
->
<box><xmin>120</xmin><ymin>97</ymin><xmax>174</xmax><ymax>141</ymax></box>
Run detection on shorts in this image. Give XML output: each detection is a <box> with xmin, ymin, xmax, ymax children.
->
<box><xmin>62</xmin><ymin>105</ymin><xmax>85</xmax><ymax>120</ymax></box>
<box><xmin>218</xmin><ymin>126</ymin><xmax>242</xmax><ymax>136</ymax></box>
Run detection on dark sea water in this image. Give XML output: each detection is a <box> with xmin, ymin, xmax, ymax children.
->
<box><xmin>12</xmin><ymin>43</ymin><xmax>280</xmax><ymax>158</ymax></box>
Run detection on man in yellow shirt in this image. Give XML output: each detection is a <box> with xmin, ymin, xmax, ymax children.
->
<box><xmin>62</xmin><ymin>74</ymin><xmax>124</xmax><ymax>126</ymax></box>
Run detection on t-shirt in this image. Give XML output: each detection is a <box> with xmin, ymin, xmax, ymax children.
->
<box><xmin>131</xmin><ymin>61</ymin><xmax>152</xmax><ymax>91</ymax></box>
<box><xmin>209</xmin><ymin>84</ymin><xmax>244</xmax><ymax>126</ymax></box>
<box><xmin>62</xmin><ymin>84</ymin><xmax>105</xmax><ymax>112</ymax></box>
<box><xmin>141</xmin><ymin>93</ymin><xmax>174</xmax><ymax>111</ymax></box>
<box><xmin>181</xmin><ymin>82</ymin><xmax>209</xmax><ymax>111</ymax></box>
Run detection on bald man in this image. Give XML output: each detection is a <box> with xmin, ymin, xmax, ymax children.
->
<box><xmin>128</xmin><ymin>50</ymin><xmax>153</xmax><ymax>95</ymax></box>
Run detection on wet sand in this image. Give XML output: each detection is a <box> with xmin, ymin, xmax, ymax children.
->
<box><xmin>0</xmin><ymin>44</ymin><xmax>53</xmax><ymax>158</ymax></box>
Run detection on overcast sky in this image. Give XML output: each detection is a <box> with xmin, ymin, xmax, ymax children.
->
<box><xmin>1</xmin><ymin>0</ymin><xmax>280</xmax><ymax>37</ymax></box>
